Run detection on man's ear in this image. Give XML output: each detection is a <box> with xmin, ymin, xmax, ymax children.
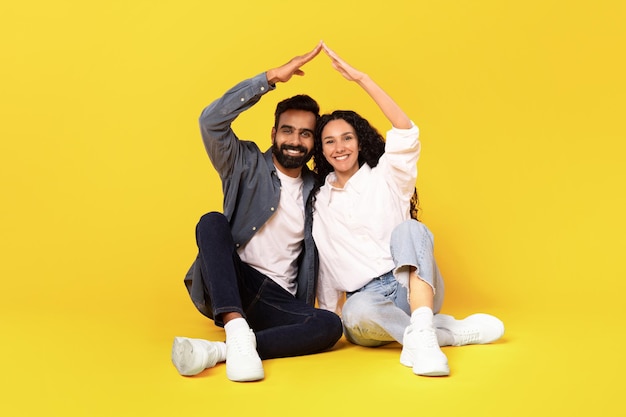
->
<box><xmin>271</xmin><ymin>127</ymin><xmax>276</xmax><ymax>143</ymax></box>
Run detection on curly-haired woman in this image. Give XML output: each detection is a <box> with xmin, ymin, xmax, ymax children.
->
<box><xmin>312</xmin><ymin>43</ymin><xmax>504</xmax><ymax>377</ymax></box>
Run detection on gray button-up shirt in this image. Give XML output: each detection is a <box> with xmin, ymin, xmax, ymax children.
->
<box><xmin>184</xmin><ymin>73</ymin><xmax>318</xmax><ymax>315</ymax></box>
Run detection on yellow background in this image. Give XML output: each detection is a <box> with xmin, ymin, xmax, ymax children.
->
<box><xmin>1</xmin><ymin>0</ymin><xmax>625</xmax><ymax>415</ymax></box>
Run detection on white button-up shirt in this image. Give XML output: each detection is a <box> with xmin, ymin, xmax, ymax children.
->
<box><xmin>312</xmin><ymin>122</ymin><xmax>420</xmax><ymax>313</ymax></box>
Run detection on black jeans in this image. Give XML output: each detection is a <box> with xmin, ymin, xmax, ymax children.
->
<box><xmin>194</xmin><ymin>212</ymin><xmax>342</xmax><ymax>360</ymax></box>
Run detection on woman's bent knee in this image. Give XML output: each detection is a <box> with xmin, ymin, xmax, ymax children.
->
<box><xmin>392</xmin><ymin>219</ymin><xmax>431</xmax><ymax>241</ymax></box>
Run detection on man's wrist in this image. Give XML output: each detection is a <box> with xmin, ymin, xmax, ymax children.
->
<box><xmin>266</xmin><ymin>69</ymin><xmax>279</xmax><ymax>86</ymax></box>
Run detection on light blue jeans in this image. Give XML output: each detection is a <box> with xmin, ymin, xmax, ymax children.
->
<box><xmin>341</xmin><ymin>220</ymin><xmax>445</xmax><ymax>346</ymax></box>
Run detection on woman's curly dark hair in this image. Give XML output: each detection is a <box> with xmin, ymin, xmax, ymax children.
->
<box><xmin>312</xmin><ymin>110</ymin><xmax>420</xmax><ymax>220</ymax></box>
<box><xmin>313</xmin><ymin>110</ymin><xmax>385</xmax><ymax>182</ymax></box>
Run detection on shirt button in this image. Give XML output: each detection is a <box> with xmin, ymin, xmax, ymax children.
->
<box><xmin>270</xmin><ymin>207</ymin><xmax>275</xmax><ymax>211</ymax></box>
<box><xmin>261</xmin><ymin>87</ymin><xmax>265</xmax><ymax>91</ymax></box>
<box><xmin>235</xmin><ymin>243</ymin><xmax>240</xmax><ymax>248</ymax></box>
<box><xmin>240</xmin><ymin>97</ymin><xmax>245</xmax><ymax>102</ymax></box>
<box><xmin>252</xmin><ymin>227</ymin><xmax>257</xmax><ymax>231</ymax></box>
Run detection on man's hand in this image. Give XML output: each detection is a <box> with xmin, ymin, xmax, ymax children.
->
<box><xmin>266</xmin><ymin>42</ymin><xmax>323</xmax><ymax>85</ymax></box>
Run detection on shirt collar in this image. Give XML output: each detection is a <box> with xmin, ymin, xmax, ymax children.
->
<box><xmin>324</xmin><ymin>163</ymin><xmax>372</xmax><ymax>203</ymax></box>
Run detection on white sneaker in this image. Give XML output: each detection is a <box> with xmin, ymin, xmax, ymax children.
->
<box><xmin>400</xmin><ymin>325</ymin><xmax>450</xmax><ymax>377</ymax></box>
<box><xmin>434</xmin><ymin>313</ymin><xmax>505</xmax><ymax>346</ymax></box>
<box><xmin>171</xmin><ymin>337</ymin><xmax>220</xmax><ymax>376</ymax></box>
<box><xmin>225</xmin><ymin>329</ymin><xmax>264</xmax><ymax>382</ymax></box>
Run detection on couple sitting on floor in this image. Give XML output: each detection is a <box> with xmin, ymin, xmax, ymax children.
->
<box><xmin>171</xmin><ymin>42</ymin><xmax>504</xmax><ymax>382</ymax></box>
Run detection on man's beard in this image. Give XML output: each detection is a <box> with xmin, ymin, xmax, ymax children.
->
<box><xmin>272</xmin><ymin>142</ymin><xmax>313</xmax><ymax>169</ymax></box>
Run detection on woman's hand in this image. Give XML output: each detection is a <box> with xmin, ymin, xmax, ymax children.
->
<box><xmin>322</xmin><ymin>42</ymin><xmax>411</xmax><ymax>129</ymax></box>
<box><xmin>322</xmin><ymin>42</ymin><xmax>367</xmax><ymax>83</ymax></box>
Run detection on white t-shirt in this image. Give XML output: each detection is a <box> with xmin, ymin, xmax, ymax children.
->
<box><xmin>313</xmin><ymin>122</ymin><xmax>420</xmax><ymax>313</ymax></box>
<box><xmin>237</xmin><ymin>167</ymin><xmax>305</xmax><ymax>295</ymax></box>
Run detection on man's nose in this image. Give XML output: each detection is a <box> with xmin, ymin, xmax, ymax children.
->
<box><xmin>288</xmin><ymin>132</ymin><xmax>302</xmax><ymax>145</ymax></box>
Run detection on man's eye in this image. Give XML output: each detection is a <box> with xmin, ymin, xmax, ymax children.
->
<box><xmin>282</xmin><ymin>128</ymin><xmax>293</xmax><ymax>134</ymax></box>
<box><xmin>301</xmin><ymin>131</ymin><xmax>312</xmax><ymax>138</ymax></box>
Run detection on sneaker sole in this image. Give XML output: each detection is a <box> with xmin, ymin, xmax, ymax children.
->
<box><xmin>400</xmin><ymin>350</ymin><xmax>413</xmax><ymax>368</ymax></box>
<box><xmin>171</xmin><ymin>337</ymin><xmax>206</xmax><ymax>376</ymax></box>
<box><xmin>226</xmin><ymin>366</ymin><xmax>265</xmax><ymax>382</ymax></box>
<box><xmin>400</xmin><ymin>347</ymin><xmax>450</xmax><ymax>377</ymax></box>
<box><xmin>413</xmin><ymin>366</ymin><xmax>450</xmax><ymax>377</ymax></box>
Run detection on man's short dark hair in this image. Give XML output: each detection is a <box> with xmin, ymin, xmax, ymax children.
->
<box><xmin>274</xmin><ymin>95</ymin><xmax>320</xmax><ymax>129</ymax></box>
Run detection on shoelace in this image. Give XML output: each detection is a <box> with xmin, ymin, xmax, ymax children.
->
<box><xmin>453</xmin><ymin>328</ymin><xmax>480</xmax><ymax>345</ymax></box>
<box><xmin>415</xmin><ymin>327</ymin><xmax>439</xmax><ymax>348</ymax></box>
<box><xmin>230</xmin><ymin>330</ymin><xmax>256</xmax><ymax>356</ymax></box>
